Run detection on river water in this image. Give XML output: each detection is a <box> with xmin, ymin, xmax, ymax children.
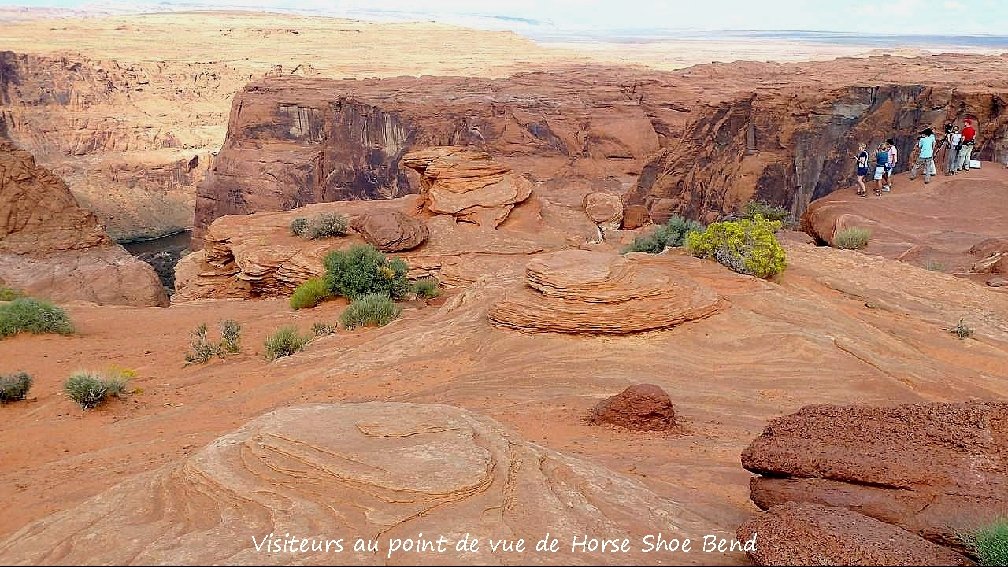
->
<box><xmin>121</xmin><ymin>230</ymin><xmax>193</xmax><ymax>294</ymax></box>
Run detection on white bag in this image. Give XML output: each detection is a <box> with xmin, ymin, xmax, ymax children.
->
<box><xmin>927</xmin><ymin>160</ymin><xmax>936</xmax><ymax>176</ymax></box>
<box><xmin>969</xmin><ymin>159</ymin><xmax>982</xmax><ymax>169</ymax></box>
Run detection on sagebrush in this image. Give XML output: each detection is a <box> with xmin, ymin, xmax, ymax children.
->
<box><xmin>0</xmin><ymin>286</ymin><xmax>23</xmax><ymax>301</ymax></box>
<box><xmin>411</xmin><ymin>276</ymin><xmax>441</xmax><ymax>299</ymax></box>
<box><xmin>290</xmin><ymin>277</ymin><xmax>332</xmax><ymax>310</ymax></box>
<box><xmin>962</xmin><ymin>519</ymin><xmax>1008</xmax><ymax>566</ymax></box>
<box><xmin>290</xmin><ymin>213</ymin><xmax>347</xmax><ymax>239</ymax></box>
<box><xmin>185</xmin><ymin>320</ymin><xmax>242</xmax><ymax>364</ymax></box>
<box><xmin>0</xmin><ymin>371</ymin><xmax>33</xmax><ymax>403</ymax></box>
<box><xmin>312</xmin><ymin>321</ymin><xmax>339</xmax><ymax>336</ymax></box>
<box><xmin>625</xmin><ymin>215</ymin><xmax>705</xmax><ymax>254</ymax></box>
<box><xmin>742</xmin><ymin>200</ymin><xmax>790</xmax><ymax>223</ymax></box>
<box><xmin>834</xmin><ymin>227</ymin><xmax>871</xmax><ymax>250</ymax></box>
<box><xmin>264</xmin><ymin>326</ymin><xmax>312</xmax><ymax>360</ymax></box>
<box><xmin>64</xmin><ymin>371</ymin><xmax>129</xmax><ymax>410</ymax></box>
<box><xmin>323</xmin><ymin>244</ymin><xmax>410</xmax><ymax>300</ymax></box>
<box><xmin>0</xmin><ymin>297</ymin><xmax>74</xmax><ymax>338</ymax></box>
<box><xmin>341</xmin><ymin>293</ymin><xmax>402</xmax><ymax>330</ymax></box>
<box><xmin>686</xmin><ymin>214</ymin><xmax>787</xmax><ymax>278</ymax></box>
<box><xmin>950</xmin><ymin>318</ymin><xmax>974</xmax><ymax>340</ymax></box>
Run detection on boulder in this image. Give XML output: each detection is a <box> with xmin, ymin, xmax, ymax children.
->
<box><xmin>350</xmin><ymin>211</ymin><xmax>428</xmax><ymax>252</ymax></box>
<box><xmin>622</xmin><ymin>204</ymin><xmax>651</xmax><ymax>230</ymax></box>
<box><xmin>0</xmin><ymin>403</ymin><xmax>717</xmax><ymax>564</ymax></box>
<box><xmin>401</xmin><ymin>146</ymin><xmax>533</xmax><ymax>227</ymax></box>
<box><xmin>489</xmin><ymin>250</ymin><xmax>724</xmax><ymax>334</ymax></box>
<box><xmin>736</xmin><ymin>502</ymin><xmax>972</xmax><ymax>566</ymax></box>
<box><xmin>741</xmin><ymin>401</ymin><xmax>1008</xmax><ymax>550</ymax></box>
<box><xmin>582</xmin><ymin>192</ymin><xmax>624</xmax><ymax>232</ymax></box>
<box><xmin>587</xmin><ymin>384</ymin><xmax>677</xmax><ymax>431</ymax></box>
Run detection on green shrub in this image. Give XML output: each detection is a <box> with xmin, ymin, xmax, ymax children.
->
<box><xmin>341</xmin><ymin>293</ymin><xmax>402</xmax><ymax>330</ymax></box>
<box><xmin>686</xmin><ymin>214</ymin><xmax>787</xmax><ymax>278</ymax></box>
<box><xmin>290</xmin><ymin>277</ymin><xmax>332</xmax><ymax>310</ymax></box>
<box><xmin>963</xmin><ymin>519</ymin><xmax>1008</xmax><ymax>566</ymax></box>
<box><xmin>64</xmin><ymin>371</ymin><xmax>128</xmax><ymax>410</ymax></box>
<box><xmin>290</xmin><ymin>217</ymin><xmax>310</xmax><ymax>236</ymax></box>
<box><xmin>0</xmin><ymin>297</ymin><xmax>74</xmax><ymax>338</ymax></box>
<box><xmin>625</xmin><ymin>215</ymin><xmax>705</xmax><ymax>254</ymax></box>
<box><xmin>0</xmin><ymin>372</ymin><xmax>33</xmax><ymax>403</ymax></box>
<box><xmin>185</xmin><ymin>320</ymin><xmax>242</xmax><ymax>364</ymax></box>
<box><xmin>264</xmin><ymin>326</ymin><xmax>311</xmax><ymax>360</ymax></box>
<box><xmin>742</xmin><ymin>200</ymin><xmax>789</xmax><ymax>223</ymax></box>
<box><xmin>307</xmin><ymin>212</ymin><xmax>348</xmax><ymax>239</ymax></box>
<box><xmin>834</xmin><ymin>227</ymin><xmax>871</xmax><ymax>250</ymax></box>
<box><xmin>323</xmin><ymin>244</ymin><xmax>410</xmax><ymax>300</ymax></box>
<box><xmin>311</xmin><ymin>321</ymin><xmax>339</xmax><ymax>336</ymax></box>
<box><xmin>0</xmin><ymin>286</ymin><xmax>23</xmax><ymax>301</ymax></box>
<box><xmin>411</xmin><ymin>276</ymin><xmax>441</xmax><ymax>299</ymax></box>
<box><xmin>950</xmin><ymin>318</ymin><xmax>974</xmax><ymax>340</ymax></box>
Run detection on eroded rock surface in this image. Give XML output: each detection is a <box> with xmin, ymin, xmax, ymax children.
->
<box><xmin>0</xmin><ymin>402</ymin><xmax>717</xmax><ymax>565</ymax></box>
<box><xmin>741</xmin><ymin>401</ymin><xmax>1008</xmax><ymax>550</ymax></box>
<box><xmin>587</xmin><ymin>384</ymin><xmax>678</xmax><ymax>431</ymax></box>
<box><xmin>0</xmin><ymin>139</ymin><xmax>167</xmax><ymax>306</ymax></box>
<box><xmin>736</xmin><ymin>502</ymin><xmax>972</xmax><ymax>566</ymax></box>
<box><xmin>489</xmin><ymin>250</ymin><xmax>723</xmax><ymax>334</ymax></box>
<box><xmin>582</xmin><ymin>191</ymin><xmax>624</xmax><ymax>232</ymax></box>
<box><xmin>350</xmin><ymin>211</ymin><xmax>428</xmax><ymax>252</ymax></box>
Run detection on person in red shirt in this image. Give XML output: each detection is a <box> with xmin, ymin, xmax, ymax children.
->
<box><xmin>955</xmin><ymin>118</ymin><xmax>977</xmax><ymax>172</ymax></box>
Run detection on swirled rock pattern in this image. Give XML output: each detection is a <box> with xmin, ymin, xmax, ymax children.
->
<box><xmin>741</xmin><ymin>401</ymin><xmax>1008</xmax><ymax>550</ymax></box>
<box><xmin>489</xmin><ymin>250</ymin><xmax>723</xmax><ymax>334</ymax></box>
<box><xmin>736</xmin><ymin>503</ymin><xmax>972</xmax><ymax>566</ymax></box>
<box><xmin>402</xmin><ymin>146</ymin><xmax>533</xmax><ymax>227</ymax></box>
<box><xmin>0</xmin><ymin>402</ymin><xmax>716</xmax><ymax>565</ymax></box>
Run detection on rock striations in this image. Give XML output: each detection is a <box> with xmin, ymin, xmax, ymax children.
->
<box><xmin>489</xmin><ymin>250</ymin><xmax>723</xmax><ymax>334</ymax></box>
<box><xmin>0</xmin><ymin>402</ymin><xmax>716</xmax><ymax>565</ymax></box>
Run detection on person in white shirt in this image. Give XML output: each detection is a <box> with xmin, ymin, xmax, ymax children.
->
<box><xmin>883</xmin><ymin>139</ymin><xmax>898</xmax><ymax>192</ymax></box>
<box><xmin>946</xmin><ymin>126</ymin><xmax>962</xmax><ymax>175</ymax></box>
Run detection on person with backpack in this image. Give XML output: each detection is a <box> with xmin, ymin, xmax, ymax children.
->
<box><xmin>909</xmin><ymin>127</ymin><xmax>937</xmax><ymax>184</ymax></box>
<box><xmin>855</xmin><ymin>142</ymin><xmax>870</xmax><ymax>197</ymax></box>
<box><xmin>873</xmin><ymin>142</ymin><xmax>889</xmax><ymax>196</ymax></box>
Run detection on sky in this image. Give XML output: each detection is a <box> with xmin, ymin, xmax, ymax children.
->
<box><xmin>7</xmin><ymin>0</ymin><xmax>1008</xmax><ymax>36</ymax></box>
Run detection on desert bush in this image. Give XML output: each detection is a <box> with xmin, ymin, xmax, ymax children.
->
<box><xmin>0</xmin><ymin>286</ymin><xmax>23</xmax><ymax>301</ymax></box>
<box><xmin>686</xmin><ymin>214</ymin><xmax>787</xmax><ymax>278</ymax></box>
<box><xmin>185</xmin><ymin>320</ymin><xmax>242</xmax><ymax>364</ymax></box>
<box><xmin>625</xmin><ymin>215</ymin><xmax>705</xmax><ymax>254</ymax></box>
<box><xmin>312</xmin><ymin>321</ymin><xmax>339</xmax><ymax>336</ymax></box>
<box><xmin>323</xmin><ymin>244</ymin><xmax>410</xmax><ymax>300</ymax></box>
<box><xmin>341</xmin><ymin>293</ymin><xmax>402</xmax><ymax>330</ymax></box>
<box><xmin>834</xmin><ymin>227</ymin><xmax>871</xmax><ymax>250</ymax></box>
<box><xmin>220</xmin><ymin>319</ymin><xmax>241</xmax><ymax>354</ymax></box>
<box><xmin>64</xmin><ymin>371</ymin><xmax>128</xmax><ymax>410</ymax></box>
<box><xmin>289</xmin><ymin>217</ymin><xmax>310</xmax><ymax>236</ymax></box>
<box><xmin>411</xmin><ymin>276</ymin><xmax>441</xmax><ymax>299</ymax></box>
<box><xmin>264</xmin><ymin>326</ymin><xmax>311</xmax><ymax>360</ymax></box>
<box><xmin>950</xmin><ymin>318</ymin><xmax>974</xmax><ymax>340</ymax></box>
<box><xmin>742</xmin><ymin>200</ymin><xmax>790</xmax><ymax>223</ymax></box>
<box><xmin>962</xmin><ymin>519</ymin><xmax>1008</xmax><ymax>566</ymax></box>
<box><xmin>290</xmin><ymin>277</ymin><xmax>332</xmax><ymax>310</ymax></box>
<box><xmin>0</xmin><ymin>297</ymin><xmax>74</xmax><ymax>338</ymax></box>
<box><xmin>0</xmin><ymin>372</ymin><xmax>33</xmax><ymax>403</ymax></box>
<box><xmin>306</xmin><ymin>212</ymin><xmax>348</xmax><ymax>239</ymax></box>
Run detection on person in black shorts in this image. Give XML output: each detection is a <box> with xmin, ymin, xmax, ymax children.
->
<box><xmin>855</xmin><ymin>143</ymin><xmax>869</xmax><ymax>197</ymax></box>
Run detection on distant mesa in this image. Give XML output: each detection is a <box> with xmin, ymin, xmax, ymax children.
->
<box><xmin>488</xmin><ymin>249</ymin><xmax>724</xmax><ymax>334</ymax></box>
<box><xmin>0</xmin><ymin>402</ymin><xmax>715</xmax><ymax>564</ymax></box>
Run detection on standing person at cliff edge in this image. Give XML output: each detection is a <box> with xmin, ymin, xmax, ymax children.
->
<box><xmin>855</xmin><ymin>143</ymin><xmax>870</xmax><ymax>197</ymax></box>
<box><xmin>883</xmin><ymin>138</ymin><xmax>898</xmax><ymax>192</ymax></box>
<box><xmin>873</xmin><ymin>142</ymin><xmax>889</xmax><ymax>197</ymax></box>
<box><xmin>956</xmin><ymin>118</ymin><xmax>977</xmax><ymax>171</ymax></box>
<box><xmin>909</xmin><ymin>127</ymin><xmax>937</xmax><ymax>184</ymax></box>
<box><xmin>946</xmin><ymin>125</ymin><xmax>962</xmax><ymax>175</ymax></box>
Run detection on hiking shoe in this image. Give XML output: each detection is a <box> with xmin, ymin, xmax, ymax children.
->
<box><xmin>882</xmin><ymin>186</ymin><xmax>891</xmax><ymax>192</ymax></box>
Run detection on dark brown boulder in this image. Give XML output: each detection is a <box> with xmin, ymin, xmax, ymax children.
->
<box><xmin>742</xmin><ymin>401</ymin><xmax>1008</xmax><ymax>550</ymax></box>
<box><xmin>621</xmin><ymin>204</ymin><xmax>651</xmax><ymax>230</ymax></box>
<box><xmin>737</xmin><ymin>502</ymin><xmax>973</xmax><ymax>566</ymax></box>
<box><xmin>350</xmin><ymin>211</ymin><xmax>428</xmax><ymax>252</ymax></box>
<box><xmin>587</xmin><ymin>384</ymin><xmax>677</xmax><ymax>431</ymax></box>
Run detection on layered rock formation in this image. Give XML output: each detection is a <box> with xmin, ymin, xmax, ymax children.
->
<box><xmin>736</xmin><ymin>503</ymin><xmax>972</xmax><ymax>566</ymax></box>
<box><xmin>741</xmin><ymin>401</ymin><xmax>1008</xmax><ymax>554</ymax></box>
<box><xmin>0</xmin><ymin>138</ymin><xmax>167</xmax><ymax>306</ymax></box>
<box><xmin>801</xmin><ymin>167</ymin><xmax>1008</xmax><ymax>286</ymax></box>
<box><xmin>488</xmin><ymin>250</ymin><xmax>724</xmax><ymax>334</ymax></box>
<box><xmin>0</xmin><ymin>402</ymin><xmax>716</xmax><ymax>564</ymax></box>
<box><xmin>402</xmin><ymin>146</ymin><xmax>533</xmax><ymax>227</ymax></box>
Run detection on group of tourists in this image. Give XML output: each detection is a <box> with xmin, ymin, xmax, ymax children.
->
<box><xmin>854</xmin><ymin>117</ymin><xmax>978</xmax><ymax>197</ymax></box>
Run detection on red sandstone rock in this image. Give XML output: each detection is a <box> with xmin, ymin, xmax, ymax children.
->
<box><xmin>588</xmin><ymin>384</ymin><xmax>677</xmax><ymax>431</ymax></box>
<box><xmin>582</xmin><ymin>192</ymin><xmax>624</xmax><ymax>232</ymax></box>
<box><xmin>621</xmin><ymin>204</ymin><xmax>651</xmax><ymax>230</ymax></box>
<box><xmin>350</xmin><ymin>211</ymin><xmax>428</xmax><ymax>252</ymax></box>
<box><xmin>741</xmin><ymin>401</ymin><xmax>1008</xmax><ymax>550</ymax></box>
<box><xmin>0</xmin><ymin>139</ymin><xmax>167</xmax><ymax>307</ymax></box>
<box><xmin>736</xmin><ymin>502</ymin><xmax>972</xmax><ymax>566</ymax></box>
